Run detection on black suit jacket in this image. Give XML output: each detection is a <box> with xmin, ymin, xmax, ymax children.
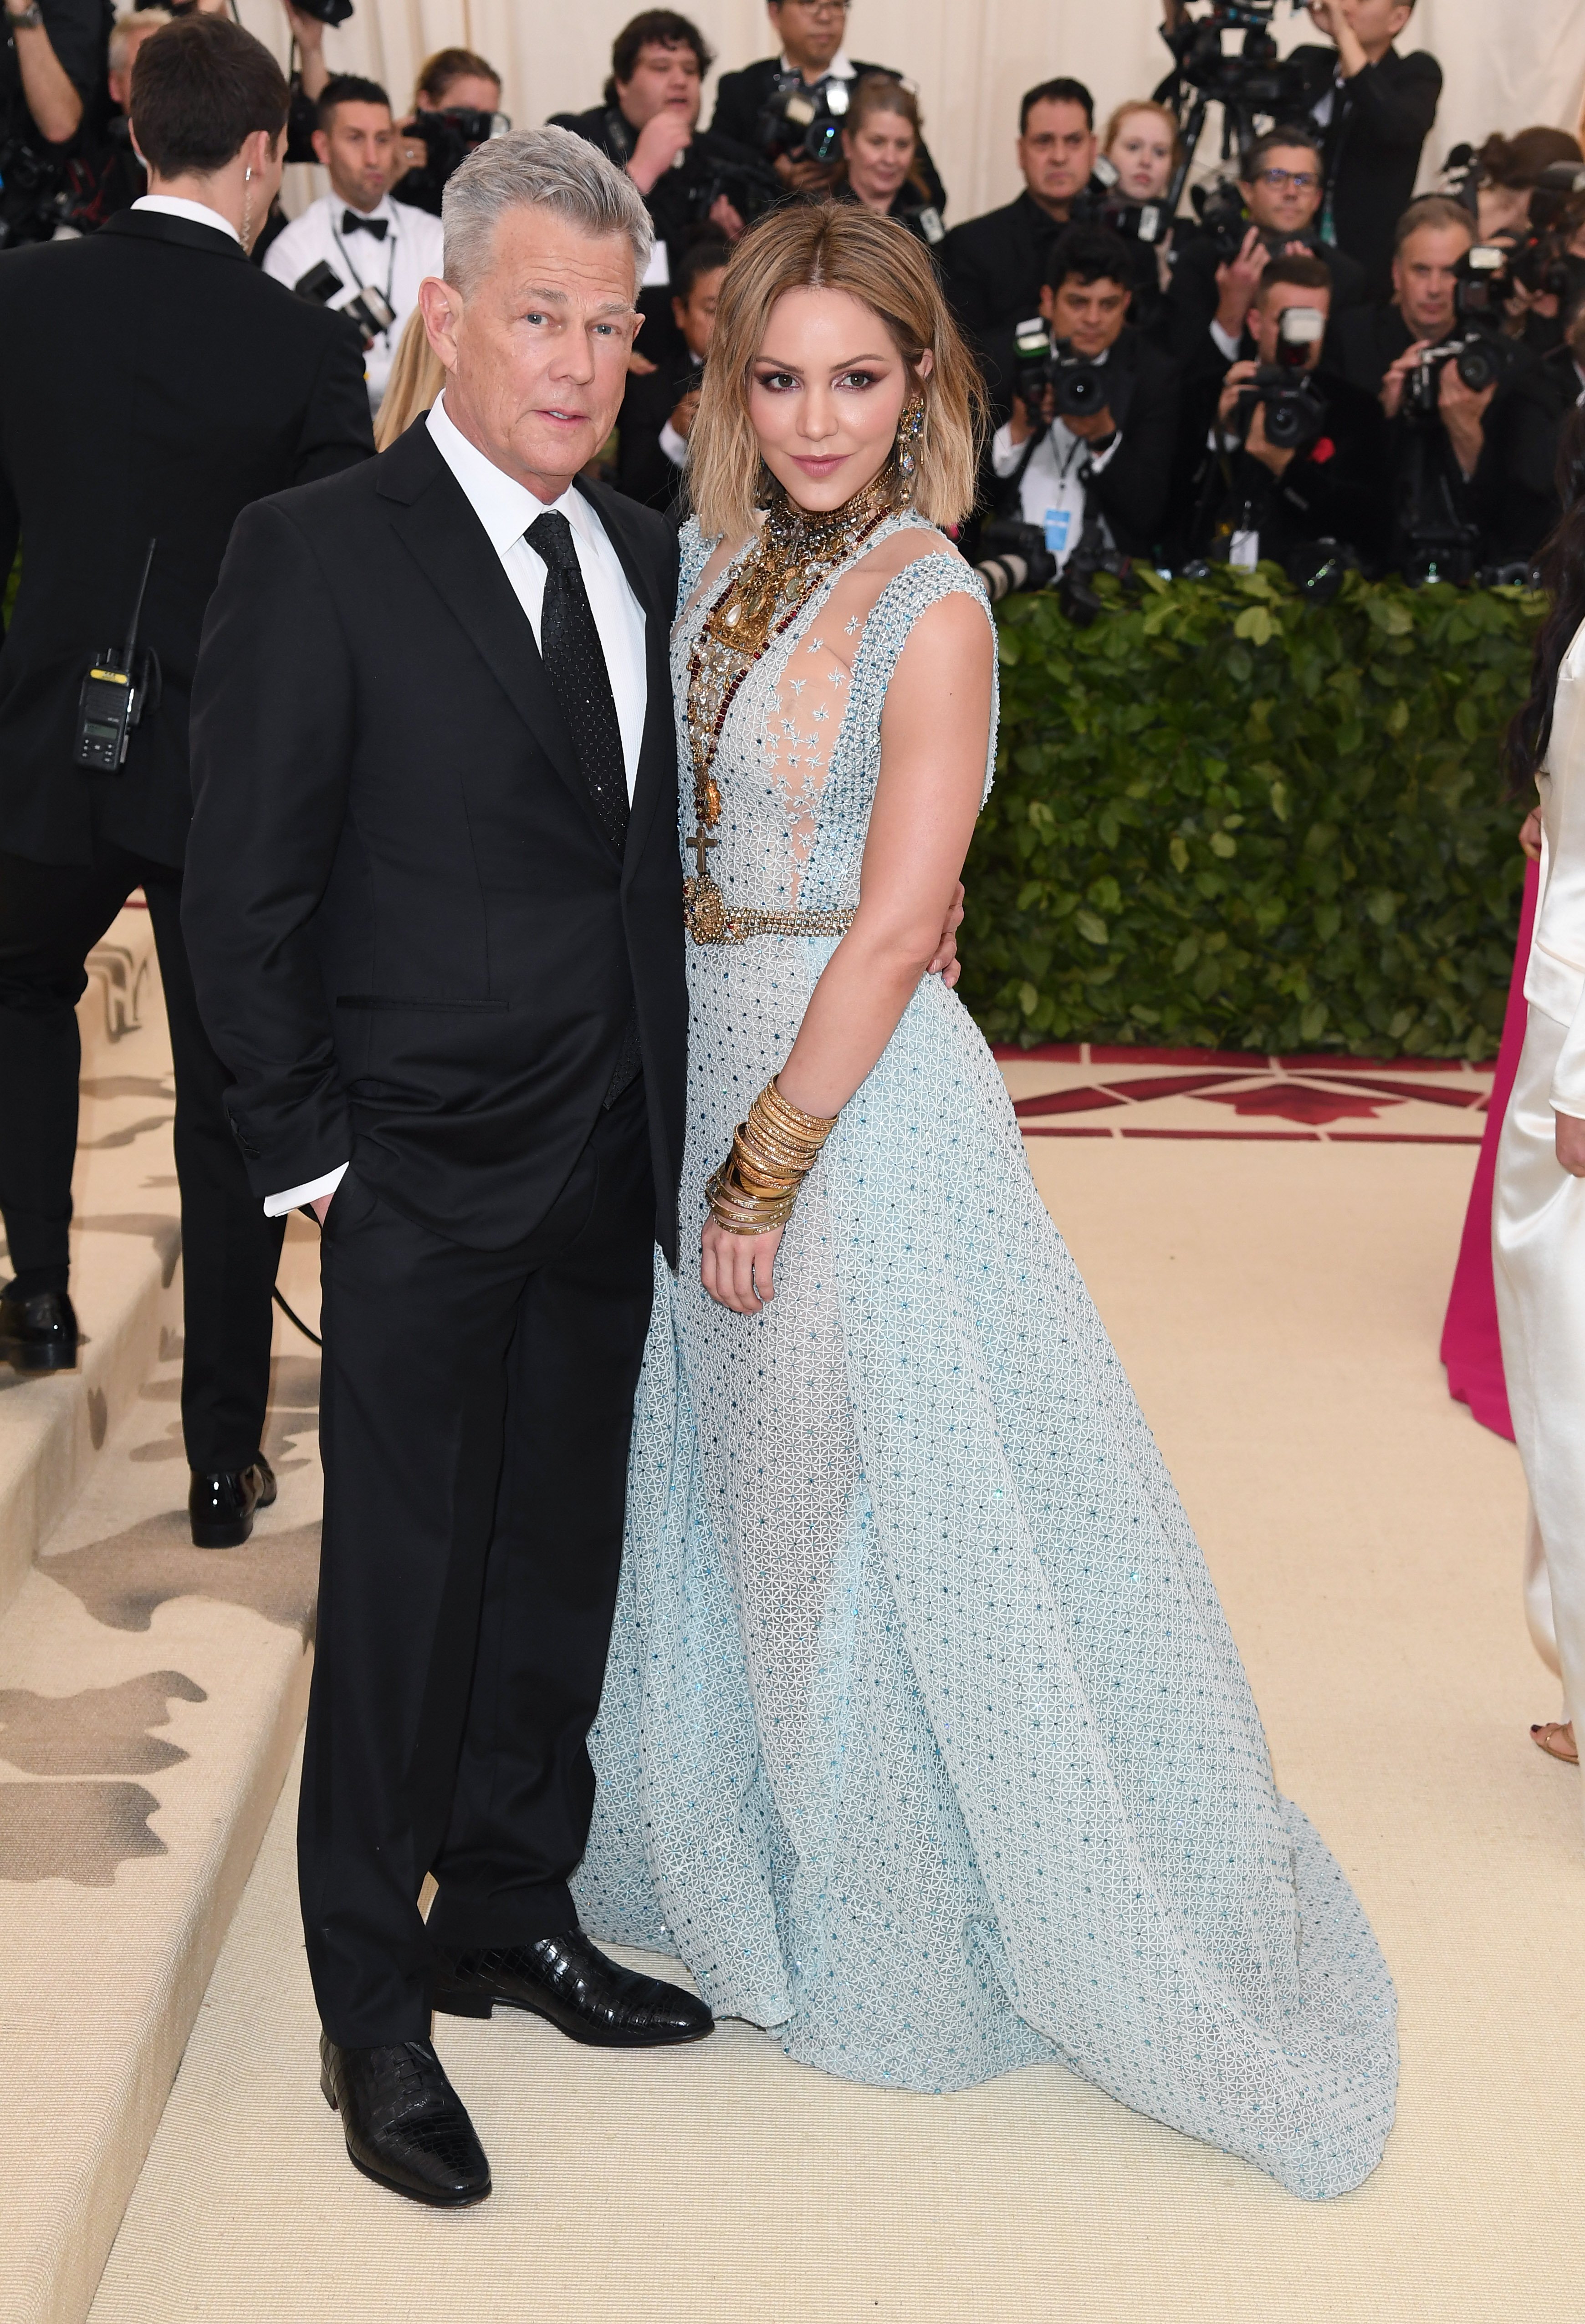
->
<box><xmin>0</xmin><ymin>208</ymin><xmax>373</xmax><ymax>868</ymax></box>
<box><xmin>709</xmin><ymin>57</ymin><xmax>946</xmax><ymax>212</ymax></box>
<box><xmin>1292</xmin><ymin>43</ymin><xmax>1443</xmax><ymax>295</ymax></box>
<box><xmin>1159</xmin><ymin>227</ymin><xmax>1367</xmax><ymax>367</ymax></box>
<box><xmin>183</xmin><ymin>421</ymin><xmax>688</xmax><ymax>1261</ymax></box>
<box><xmin>1326</xmin><ymin>298</ymin><xmax>1413</xmax><ymax>397</ymax></box>
<box><xmin>616</xmin><ymin>350</ymin><xmax>696</xmax><ymax>514</ymax></box>
<box><xmin>940</xmin><ymin>191</ymin><xmax>1067</xmax><ymax>419</ymax></box>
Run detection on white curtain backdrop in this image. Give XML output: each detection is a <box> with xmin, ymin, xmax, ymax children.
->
<box><xmin>243</xmin><ymin>0</ymin><xmax>1585</xmax><ymax>231</ymax></box>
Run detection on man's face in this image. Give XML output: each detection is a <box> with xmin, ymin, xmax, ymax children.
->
<box><xmin>1310</xmin><ymin>0</ymin><xmax>1412</xmax><ymax>52</ymax></box>
<box><xmin>617</xmin><ymin>39</ymin><xmax>702</xmax><ymax>132</ymax></box>
<box><xmin>107</xmin><ymin>22</ymin><xmax>161</xmax><ymax>114</ymax></box>
<box><xmin>1252</xmin><ymin>280</ymin><xmax>1331</xmax><ymax>367</ymax></box>
<box><xmin>417</xmin><ymin>73</ymin><xmax>501</xmax><ymax>116</ymax></box>
<box><xmin>1019</xmin><ymin>99</ymin><xmax>1097</xmax><ymax>214</ymax></box>
<box><xmin>420</xmin><ymin>208</ymin><xmax>640</xmax><ymax>499</ymax></box>
<box><xmin>673</xmin><ymin>264</ymin><xmax>726</xmax><ymax>359</ymax></box>
<box><xmin>1393</xmin><ymin>223</ymin><xmax>1471</xmax><ymax>337</ymax></box>
<box><xmin>1040</xmin><ymin>271</ymin><xmax>1131</xmax><ymax>359</ymax></box>
<box><xmin>768</xmin><ymin>0</ymin><xmax>847</xmax><ymax>77</ymax></box>
<box><xmin>313</xmin><ymin>101</ymin><xmax>397</xmax><ymax>212</ymax></box>
<box><xmin>1240</xmin><ymin>145</ymin><xmax>1324</xmax><ymax>237</ymax></box>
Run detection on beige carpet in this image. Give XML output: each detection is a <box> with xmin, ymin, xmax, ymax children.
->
<box><xmin>88</xmin><ymin>1137</ymin><xmax>1580</xmax><ymax>2324</ymax></box>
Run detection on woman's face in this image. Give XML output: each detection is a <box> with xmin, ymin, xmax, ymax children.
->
<box><xmin>748</xmin><ymin>285</ymin><xmax>923</xmax><ymax>513</ymax></box>
<box><xmin>842</xmin><ymin>109</ymin><xmax>916</xmax><ymax>211</ymax></box>
<box><xmin>1107</xmin><ymin>109</ymin><xmax>1173</xmax><ymax>202</ymax></box>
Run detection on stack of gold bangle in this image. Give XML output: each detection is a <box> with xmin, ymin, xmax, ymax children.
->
<box><xmin>705</xmin><ymin>1079</ymin><xmax>839</xmax><ymax>1236</ymax></box>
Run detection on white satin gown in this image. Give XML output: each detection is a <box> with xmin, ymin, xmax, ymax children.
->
<box><xmin>1494</xmin><ymin>614</ymin><xmax>1585</xmax><ymax>1796</ymax></box>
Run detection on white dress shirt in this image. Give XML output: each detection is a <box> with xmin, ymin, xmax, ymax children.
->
<box><xmin>132</xmin><ymin>193</ymin><xmax>239</xmax><ymax>244</ymax></box>
<box><xmin>262</xmin><ymin>389</ymin><xmax>649</xmax><ymax>1217</ymax></box>
<box><xmin>989</xmin><ymin>351</ymin><xmax>1124</xmax><ymax>573</ymax></box>
<box><xmin>262</xmin><ymin>191</ymin><xmax>444</xmax><ymax>411</ymax></box>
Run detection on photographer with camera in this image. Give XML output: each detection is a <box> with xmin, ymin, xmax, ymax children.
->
<box><xmin>940</xmin><ymin>79</ymin><xmax>1097</xmax><ymax>420</ymax></box>
<box><xmin>982</xmin><ymin>225</ymin><xmax>1180</xmax><ymax>592</ymax></box>
<box><xmin>1329</xmin><ymin>194</ymin><xmax>1471</xmax><ymax>392</ymax></box>
<box><xmin>59</xmin><ymin>6</ymin><xmax>168</xmax><ymax>230</ymax></box>
<box><xmin>389</xmin><ymin>46</ymin><xmax>504</xmax><ymax>217</ymax></box>
<box><xmin>710</xmin><ymin>0</ymin><xmax>943</xmax><ymax>209</ymax></box>
<box><xmin>833</xmin><ymin>72</ymin><xmax>942</xmax><ymax>246</ymax></box>
<box><xmin>262</xmin><ymin>74</ymin><xmax>442</xmax><ymax>414</ymax></box>
<box><xmin>1288</xmin><ymin>1</ymin><xmax>1442</xmax><ymax>295</ymax></box>
<box><xmin>1186</xmin><ymin>252</ymin><xmax>1387</xmax><ymax>577</ymax></box>
<box><xmin>0</xmin><ymin>0</ymin><xmax>113</xmax><ymax>243</ymax></box>
<box><xmin>0</xmin><ymin>15</ymin><xmax>371</xmax><ymax>1527</ymax></box>
<box><xmin>615</xmin><ymin>230</ymin><xmax>727</xmax><ymax>511</ymax></box>
<box><xmin>1163</xmin><ymin>124</ymin><xmax>1367</xmax><ymax>364</ymax></box>
<box><xmin>554</xmin><ymin>11</ymin><xmax>776</xmax><ymax>295</ymax></box>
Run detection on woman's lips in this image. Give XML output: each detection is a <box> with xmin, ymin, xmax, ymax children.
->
<box><xmin>792</xmin><ymin>454</ymin><xmax>844</xmax><ymax>474</ymax></box>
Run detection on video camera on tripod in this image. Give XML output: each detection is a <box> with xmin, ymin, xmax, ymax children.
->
<box><xmin>1154</xmin><ymin>0</ymin><xmax>1315</xmax><ymax>223</ymax></box>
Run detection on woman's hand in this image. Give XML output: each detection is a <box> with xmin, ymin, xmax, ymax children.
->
<box><xmin>1520</xmin><ymin>805</ymin><xmax>1544</xmax><ymax>860</ymax></box>
<box><xmin>929</xmin><ymin>880</ymin><xmax>965</xmax><ymax>987</ymax></box>
<box><xmin>1556</xmin><ymin>1109</ymin><xmax>1585</xmax><ymax>1177</ymax></box>
<box><xmin>701</xmin><ymin>1218</ymin><xmax>784</xmax><ymax>1311</ymax></box>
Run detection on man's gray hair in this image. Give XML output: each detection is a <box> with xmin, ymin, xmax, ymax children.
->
<box><xmin>441</xmin><ymin>125</ymin><xmax>654</xmax><ymax>296</ymax></box>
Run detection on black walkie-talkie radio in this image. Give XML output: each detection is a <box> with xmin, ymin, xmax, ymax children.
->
<box><xmin>74</xmin><ymin>537</ymin><xmax>158</xmax><ymax>771</ymax></box>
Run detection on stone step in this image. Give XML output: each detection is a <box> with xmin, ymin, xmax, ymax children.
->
<box><xmin>0</xmin><ymin>905</ymin><xmax>179</xmax><ymax>1619</ymax></box>
<box><xmin>0</xmin><ymin>908</ymin><xmax>327</xmax><ymax>2324</ymax></box>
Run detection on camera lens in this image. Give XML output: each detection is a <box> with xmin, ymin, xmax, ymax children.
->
<box><xmin>1456</xmin><ymin>341</ymin><xmax>1499</xmax><ymax>393</ymax></box>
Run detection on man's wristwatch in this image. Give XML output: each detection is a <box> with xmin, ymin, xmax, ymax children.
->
<box><xmin>5</xmin><ymin>5</ymin><xmax>45</xmax><ymax>27</ymax></box>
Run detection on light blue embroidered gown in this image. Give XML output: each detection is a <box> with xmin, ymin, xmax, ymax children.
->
<box><xmin>572</xmin><ymin>512</ymin><xmax>1397</xmax><ymax>2200</ymax></box>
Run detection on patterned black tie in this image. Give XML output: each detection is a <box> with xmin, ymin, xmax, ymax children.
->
<box><xmin>526</xmin><ymin>511</ymin><xmax>629</xmax><ymax>853</ymax></box>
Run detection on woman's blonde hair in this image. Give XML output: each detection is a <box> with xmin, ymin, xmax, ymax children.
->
<box><xmin>374</xmin><ymin>308</ymin><xmax>447</xmax><ymax>449</ymax></box>
<box><xmin>1102</xmin><ymin>98</ymin><xmax>1181</xmax><ymax>169</ymax></box>
<box><xmin>688</xmin><ymin>203</ymin><xmax>984</xmax><ymax>541</ymax></box>
<box><xmin>837</xmin><ymin>73</ymin><xmax>931</xmax><ymax>204</ymax></box>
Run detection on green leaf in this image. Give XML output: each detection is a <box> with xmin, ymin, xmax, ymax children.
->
<box><xmin>1233</xmin><ymin>606</ymin><xmax>1274</xmax><ymax>646</ymax></box>
<box><xmin>1209</xmin><ymin>831</ymin><xmax>1238</xmax><ymax>858</ymax></box>
<box><xmin>1074</xmin><ymin>910</ymin><xmax>1110</xmax><ymax>947</ymax></box>
<box><xmin>1169</xmin><ymin>835</ymin><xmax>1190</xmax><ymax>873</ymax></box>
<box><xmin>1017</xmin><ymin>980</ymin><xmax>1039</xmax><ymax>1016</ymax></box>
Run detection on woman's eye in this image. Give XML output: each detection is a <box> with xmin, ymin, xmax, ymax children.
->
<box><xmin>755</xmin><ymin>370</ymin><xmax>798</xmax><ymax>392</ymax></box>
<box><xmin>836</xmin><ymin>370</ymin><xmax>881</xmax><ymax>391</ymax></box>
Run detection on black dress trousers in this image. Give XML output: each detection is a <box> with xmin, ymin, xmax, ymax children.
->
<box><xmin>301</xmin><ymin>1075</ymin><xmax>657</xmax><ymax>2046</ymax></box>
<box><xmin>0</xmin><ymin>846</ymin><xmax>284</xmax><ymax>1472</ymax></box>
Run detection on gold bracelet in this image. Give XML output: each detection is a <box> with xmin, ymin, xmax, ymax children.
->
<box><xmin>706</xmin><ymin>1078</ymin><xmax>839</xmax><ymax>1236</ymax></box>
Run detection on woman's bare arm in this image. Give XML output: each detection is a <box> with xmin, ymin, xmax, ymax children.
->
<box><xmin>701</xmin><ymin>584</ymin><xmax>994</xmax><ymax>1312</ymax></box>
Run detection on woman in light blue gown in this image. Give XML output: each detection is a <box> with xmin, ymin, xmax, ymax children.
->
<box><xmin>573</xmin><ymin>204</ymin><xmax>1397</xmax><ymax>2200</ymax></box>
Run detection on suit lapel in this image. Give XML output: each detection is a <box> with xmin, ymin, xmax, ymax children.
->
<box><xmin>381</xmin><ymin>445</ymin><xmax>600</xmax><ymax>836</ymax></box>
<box><xmin>577</xmin><ymin>479</ymin><xmax>678</xmax><ymax>887</ymax></box>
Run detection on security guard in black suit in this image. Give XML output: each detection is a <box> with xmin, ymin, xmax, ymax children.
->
<box><xmin>0</xmin><ymin>15</ymin><xmax>371</xmax><ymax>1534</ymax></box>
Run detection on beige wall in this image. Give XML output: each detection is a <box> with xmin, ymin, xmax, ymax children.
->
<box><xmin>245</xmin><ymin>0</ymin><xmax>1585</xmax><ymax>231</ymax></box>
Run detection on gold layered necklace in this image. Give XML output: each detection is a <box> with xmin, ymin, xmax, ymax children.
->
<box><xmin>684</xmin><ymin>475</ymin><xmax>894</xmax><ymax>943</ymax></box>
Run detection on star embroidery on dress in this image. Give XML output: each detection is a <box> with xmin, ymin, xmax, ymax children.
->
<box><xmin>789</xmin><ymin>677</ymin><xmax>806</xmax><ymax>696</ymax></box>
<box><xmin>812</xmin><ymin>703</ymin><xmax>831</xmax><ymax>722</ymax></box>
<box><xmin>844</xmin><ymin>614</ymin><xmax>860</xmax><ymax>635</ymax></box>
<box><xmin>807</xmin><ymin>637</ymin><xmax>823</xmax><ymax>653</ymax></box>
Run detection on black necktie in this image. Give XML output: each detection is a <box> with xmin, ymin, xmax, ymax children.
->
<box><xmin>526</xmin><ymin>511</ymin><xmax>629</xmax><ymax>853</ymax></box>
<box><xmin>342</xmin><ymin>209</ymin><xmax>389</xmax><ymax>239</ymax></box>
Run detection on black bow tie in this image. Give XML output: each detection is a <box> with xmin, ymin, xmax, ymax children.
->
<box><xmin>341</xmin><ymin>210</ymin><xmax>389</xmax><ymax>239</ymax></box>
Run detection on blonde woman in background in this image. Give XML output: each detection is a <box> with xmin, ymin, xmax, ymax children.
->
<box><xmin>834</xmin><ymin>74</ymin><xmax>944</xmax><ymax>248</ymax></box>
<box><xmin>573</xmin><ymin>201</ymin><xmax>1397</xmax><ymax>2202</ymax></box>
<box><xmin>373</xmin><ymin>307</ymin><xmax>445</xmax><ymax>448</ymax></box>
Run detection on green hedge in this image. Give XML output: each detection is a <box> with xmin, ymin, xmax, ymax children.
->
<box><xmin>961</xmin><ymin>564</ymin><xmax>1541</xmax><ymax>1059</ymax></box>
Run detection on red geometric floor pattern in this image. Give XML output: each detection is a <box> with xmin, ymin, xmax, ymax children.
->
<box><xmin>993</xmin><ymin>1043</ymin><xmax>1494</xmax><ymax>1144</ymax></box>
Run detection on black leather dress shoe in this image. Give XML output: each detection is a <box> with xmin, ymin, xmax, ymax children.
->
<box><xmin>320</xmin><ymin>2034</ymin><xmax>491</xmax><ymax>2207</ymax></box>
<box><xmin>0</xmin><ymin>1288</ymin><xmax>78</xmax><ymax>1375</ymax></box>
<box><xmin>189</xmin><ymin>1455</ymin><xmax>276</xmax><ymax>1548</ymax></box>
<box><xmin>431</xmin><ymin>1928</ymin><xmax>715</xmax><ymax>2048</ymax></box>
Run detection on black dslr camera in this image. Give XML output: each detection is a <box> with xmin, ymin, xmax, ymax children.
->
<box><xmin>1403</xmin><ymin>244</ymin><xmax>1525</xmax><ymax>419</ymax></box>
<box><xmin>396</xmin><ymin>106</ymin><xmax>510</xmax><ymax>211</ymax></box>
<box><xmin>1232</xmin><ymin>302</ymin><xmax>1329</xmax><ymax>454</ymax></box>
<box><xmin>294</xmin><ymin>260</ymin><xmax>396</xmax><ymax>350</ymax></box>
<box><xmin>1012</xmin><ymin>318</ymin><xmax>1112</xmax><ymax>424</ymax></box>
<box><xmin>973</xmin><ymin>520</ymin><xmax>1058</xmax><ymax>606</ymax></box>
<box><xmin>1073</xmin><ymin>160</ymin><xmax>1173</xmax><ymax>255</ymax></box>
<box><xmin>756</xmin><ymin>71</ymin><xmax>849</xmax><ymax>167</ymax></box>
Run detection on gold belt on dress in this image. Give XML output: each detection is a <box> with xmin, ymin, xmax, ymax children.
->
<box><xmin>684</xmin><ymin>889</ymin><xmax>857</xmax><ymax>946</ymax></box>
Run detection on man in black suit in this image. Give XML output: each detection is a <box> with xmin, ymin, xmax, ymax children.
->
<box><xmin>1329</xmin><ymin>192</ymin><xmax>1471</xmax><ymax>395</ymax></box>
<box><xmin>1161</xmin><ymin>124</ymin><xmax>1367</xmax><ymax>368</ymax></box>
<box><xmin>1290</xmin><ymin>0</ymin><xmax>1442</xmax><ymax>297</ymax></box>
<box><xmin>616</xmin><ymin>231</ymin><xmax>727</xmax><ymax>511</ymax></box>
<box><xmin>710</xmin><ymin>0</ymin><xmax>944</xmax><ymax>211</ymax></box>
<box><xmin>183</xmin><ymin>124</ymin><xmax>714</xmax><ymax>2208</ymax></box>
<box><xmin>983</xmin><ymin>225</ymin><xmax>1181</xmax><ymax>569</ymax></box>
<box><xmin>940</xmin><ymin>77</ymin><xmax>1097</xmax><ymax>422</ymax></box>
<box><xmin>0</xmin><ymin>16</ymin><xmax>371</xmax><ymax>1542</ymax></box>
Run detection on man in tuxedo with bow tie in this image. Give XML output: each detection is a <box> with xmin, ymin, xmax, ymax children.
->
<box><xmin>262</xmin><ymin>72</ymin><xmax>445</xmax><ymax>414</ymax></box>
<box><xmin>184</xmin><ymin>125</ymin><xmax>711</xmax><ymax>2207</ymax></box>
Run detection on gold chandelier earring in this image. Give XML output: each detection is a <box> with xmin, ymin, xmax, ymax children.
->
<box><xmin>893</xmin><ymin>394</ymin><xmax>926</xmax><ymax>507</ymax></box>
